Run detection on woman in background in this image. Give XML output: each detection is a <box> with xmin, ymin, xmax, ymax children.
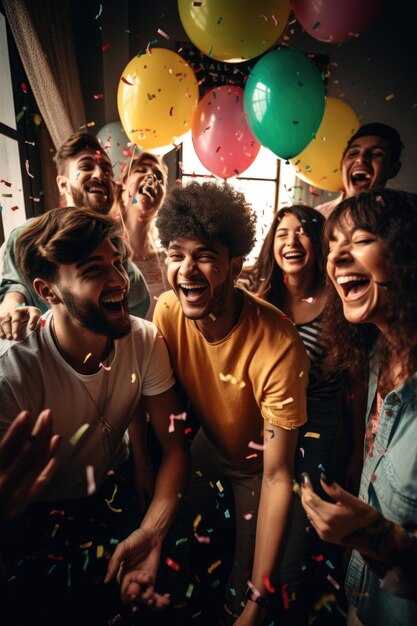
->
<box><xmin>301</xmin><ymin>188</ymin><xmax>417</xmax><ymax>626</ymax></box>
<box><xmin>112</xmin><ymin>152</ymin><xmax>169</xmax><ymax>320</ymax></box>
<box><xmin>247</xmin><ymin>204</ymin><xmax>347</xmax><ymax>624</ymax></box>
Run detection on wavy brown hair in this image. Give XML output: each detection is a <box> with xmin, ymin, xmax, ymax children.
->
<box><xmin>249</xmin><ymin>204</ymin><xmax>326</xmax><ymax>307</ymax></box>
<box><xmin>321</xmin><ymin>188</ymin><xmax>417</xmax><ymax>385</ymax></box>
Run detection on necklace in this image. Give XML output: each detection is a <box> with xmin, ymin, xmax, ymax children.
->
<box><xmin>50</xmin><ymin>320</ymin><xmax>114</xmax><ymax>457</ymax></box>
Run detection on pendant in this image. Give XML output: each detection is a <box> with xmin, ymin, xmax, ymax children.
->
<box><xmin>99</xmin><ymin>416</ymin><xmax>113</xmax><ymax>456</ymax></box>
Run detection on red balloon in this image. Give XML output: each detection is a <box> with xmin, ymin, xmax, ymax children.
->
<box><xmin>292</xmin><ymin>0</ymin><xmax>388</xmax><ymax>43</ymax></box>
<box><xmin>192</xmin><ymin>85</ymin><xmax>260</xmax><ymax>180</ymax></box>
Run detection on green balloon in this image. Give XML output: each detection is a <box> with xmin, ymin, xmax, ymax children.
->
<box><xmin>244</xmin><ymin>48</ymin><xmax>326</xmax><ymax>160</ymax></box>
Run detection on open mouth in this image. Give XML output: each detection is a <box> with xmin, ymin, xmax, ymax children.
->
<box><xmin>178</xmin><ymin>284</ymin><xmax>207</xmax><ymax>302</ymax></box>
<box><xmin>101</xmin><ymin>293</ymin><xmax>127</xmax><ymax>314</ymax></box>
<box><xmin>350</xmin><ymin>170</ymin><xmax>372</xmax><ymax>189</ymax></box>
<box><xmin>86</xmin><ymin>184</ymin><xmax>108</xmax><ymax>197</ymax></box>
<box><xmin>336</xmin><ymin>275</ymin><xmax>370</xmax><ymax>299</ymax></box>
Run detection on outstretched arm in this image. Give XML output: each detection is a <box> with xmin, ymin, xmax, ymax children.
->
<box><xmin>301</xmin><ymin>473</ymin><xmax>417</xmax><ymax>599</ymax></box>
<box><xmin>105</xmin><ymin>385</ymin><xmax>190</xmax><ymax>608</ymax></box>
<box><xmin>235</xmin><ymin>424</ymin><xmax>298</xmax><ymax>626</ymax></box>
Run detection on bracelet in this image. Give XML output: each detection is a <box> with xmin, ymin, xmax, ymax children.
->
<box><xmin>245</xmin><ymin>586</ymin><xmax>270</xmax><ymax>608</ymax></box>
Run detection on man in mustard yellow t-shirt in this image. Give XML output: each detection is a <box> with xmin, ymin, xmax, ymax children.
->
<box><xmin>153</xmin><ymin>181</ymin><xmax>310</xmax><ymax>625</ymax></box>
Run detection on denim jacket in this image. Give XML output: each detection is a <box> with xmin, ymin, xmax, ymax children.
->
<box><xmin>345</xmin><ymin>364</ymin><xmax>417</xmax><ymax>625</ymax></box>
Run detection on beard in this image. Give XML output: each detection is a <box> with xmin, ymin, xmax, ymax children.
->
<box><xmin>60</xmin><ymin>288</ymin><xmax>131</xmax><ymax>339</ymax></box>
<box><xmin>69</xmin><ymin>183</ymin><xmax>114</xmax><ymax>214</ymax></box>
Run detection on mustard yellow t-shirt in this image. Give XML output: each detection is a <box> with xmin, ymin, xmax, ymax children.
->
<box><xmin>153</xmin><ymin>289</ymin><xmax>309</xmax><ymax>470</ymax></box>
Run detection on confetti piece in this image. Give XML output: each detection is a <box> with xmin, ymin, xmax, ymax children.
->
<box><xmin>248</xmin><ymin>441</ymin><xmax>266</xmax><ymax>451</ymax></box>
<box><xmin>216</xmin><ymin>480</ymin><xmax>224</xmax><ymax>493</ymax></box>
<box><xmin>51</xmin><ymin>523</ymin><xmax>60</xmax><ymax>538</ymax></box>
<box><xmin>157</xmin><ymin>28</ymin><xmax>169</xmax><ymax>40</ymax></box>
<box><xmin>304</xmin><ymin>432</ymin><xmax>320</xmax><ymax>439</ymax></box>
<box><xmin>69</xmin><ymin>423</ymin><xmax>90</xmax><ymax>445</ymax></box>
<box><xmin>224</xmin><ymin>509</ymin><xmax>230</xmax><ymax>519</ymax></box>
<box><xmin>83</xmin><ymin>352</ymin><xmax>92</xmax><ymax>364</ymax></box>
<box><xmin>311</xmin><ymin>554</ymin><xmax>324</xmax><ymax>562</ymax></box>
<box><xmin>186</xmin><ymin>583</ymin><xmax>194</xmax><ymax>598</ymax></box>
<box><xmin>50</xmin><ymin>509</ymin><xmax>65</xmax><ymax>516</ymax></box>
<box><xmin>194</xmin><ymin>531</ymin><xmax>210</xmax><ymax>544</ymax></box>
<box><xmin>121</xmin><ymin>76</ymin><xmax>133</xmax><ymax>85</ymax></box>
<box><xmin>247</xmin><ymin>580</ymin><xmax>261</xmax><ymax>600</ymax></box>
<box><xmin>299</xmin><ymin>370</ymin><xmax>304</xmax><ymax>378</ymax></box>
<box><xmin>165</xmin><ymin>557</ymin><xmax>180</xmax><ymax>572</ymax></box>
<box><xmin>168</xmin><ymin>411</ymin><xmax>187</xmax><ymax>433</ymax></box>
<box><xmin>1</xmin><ymin>193</ymin><xmax>12</xmax><ymax>198</ymax></box>
<box><xmin>0</xmin><ymin>179</ymin><xmax>12</xmax><ymax>187</ymax></box>
<box><xmin>326</xmin><ymin>574</ymin><xmax>340</xmax><ymax>590</ymax></box>
<box><xmin>262</xmin><ymin>573</ymin><xmax>276</xmax><ymax>594</ymax></box>
<box><xmin>95</xmin><ymin>3</ymin><xmax>102</xmax><ymax>19</ymax></box>
<box><xmin>79</xmin><ymin>541</ymin><xmax>93</xmax><ymax>549</ymax></box>
<box><xmin>131</xmin><ymin>373</ymin><xmax>137</xmax><ymax>383</ymax></box>
<box><xmin>246</xmin><ymin>454</ymin><xmax>258</xmax><ymax>459</ymax></box>
<box><xmin>175</xmin><ymin>537</ymin><xmax>188</xmax><ymax>546</ymax></box>
<box><xmin>385</xmin><ymin>93</ymin><xmax>394</xmax><ymax>101</ymax></box>
<box><xmin>301</xmin><ymin>297</ymin><xmax>315</xmax><ymax>304</ymax></box>
<box><xmin>97</xmin><ymin>545</ymin><xmax>104</xmax><ymax>558</ymax></box>
<box><xmin>299</xmin><ymin>447</ymin><xmax>305</xmax><ymax>457</ymax></box>
<box><xmin>105</xmin><ymin>484</ymin><xmax>123</xmax><ymax>513</ymax></box>
<box><xmin>99</xmin><ymin>362</ymin><xmax>112</xmax><ymax>371</ymax></box>
<box><xmin>102</xmin><ymin>43</ymin><xmax>110</xmax><ymax>52</ymax></box>
<box><xmin>243</xmin><ymin>512</ymin><xmax>253</xmax><ymax>520</ymax></box>
<box><xmin>325</xmin><ymin>559</ymin><xmax>335</xmax><ymax>569</ymax></box>
<box><xmin>208</xmin><ymin>559</ymin><xmax>221</xmax><ymax>574</ymax></box>
<box><xmin>93</xmin><ymin>93</ymin><xmax>104</xmax><ymax>100</ymax></box>
<box><xmin>86</xmin><ymin>465</ymin><xmax>96</xmax><ymax>495</ymax></box>
<box><xmin>208</xmin><ymin>312</ymin><xmax>217</xmax><ymax>321</ymax></box>
<box><xmin>25</xmin><ymin>159</ymin><xmax>34</xmax><ymax>178</ymax></box>
<box><xmin>193</xmin><ymin>514</ymin><xmax>202</xmax><ymax>530</ymax></box>
<box><xmin>20</xmin><ymin>82</ymin><xmax>28</xmax><ymax>93</ymax></box>
<box><xmin>219</xmin><ymin>373</ymin><xmax>246</xmax><ymax>389</ymax></box>
<box><xmin>11</xmin><ymin>205</ymin><xmax>19</xmax><ymax>211</ymax></box>
<box><xmin>293</xmin><ymin>480</ymin><xmax>302</xmax><ymax>498</ymax></box>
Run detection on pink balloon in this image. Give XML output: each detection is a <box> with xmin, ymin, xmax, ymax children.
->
<box><xmin>292</xmin><ymin>0</ymin><xmax>388</xmax><ymax>43</ymax></box>
<box><xmin>191</xmin><ymin>85</ymin><xmax>260</xmax><ymax>180</ymax></box>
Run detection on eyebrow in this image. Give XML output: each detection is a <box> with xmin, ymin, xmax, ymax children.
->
<box><xmin>75</xmin><ymin>251</ymin><xmax>122</xmax><ymax>269</ymax></box>
<box><xmin>76</xmin><ymin>156</ymin><xmax>111</xmax><ymax>167</ymax></box>
<box><xmin>168</xmin><ymin>243</ymin><xmax>218</xmax><ymax>253</ymax></box>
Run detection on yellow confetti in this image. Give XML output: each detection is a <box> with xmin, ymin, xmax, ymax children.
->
<box><xmin>385</xmin><ymin>93</ymin><xmax>395</xmax><ymax>101</ymax></box>
<box><xmin>298</xmin><ymin>370</ymin><xmax>304</xmax><ymax>378</ymax></box>
<box><xmin>96</xmin><ymin>545</ymin><xmax>104</xmax><ymax>558</ymax></box>
<box><xmin>208</xmin><ymin>312</ymin><xmax>216</xmax><ymax>321</ymax></box>
<box><xmin>193</xmin><ymin>514</ymin><xmax>202</xmax><ymax>530</ymax></box>
<box><xmin>83</xmin><ymin>352</ymin><xmax>92</xmax><ymax>364</ymax></box>
<box><xmin>292</xmin><ymin>481</ymin><xmax>301</xmax><ymax>497</ymax></box>
<box><xmin>131</xmin><ymin>373</ymin><xmax>137</xmax><ymax>383</ymax></box>
<box><xmin>51</xmin><ymin>523</ymin><xmax>60</xmax><ymax>538</ymax></box>
<box><xmin>304</xmin><ymin>431</ymin><xmax>321</xmax><ymax>439</ymax></box>
<box><xmin>219</xmin><ymin>372</ymin><xmax>246</xmax><ymax>389</ymax></box>
<box><xmin>208</xmin><ymin>559</ymin><xmax>221</xmax><ymax>574</ymax></box>
<box><xmin>105</xmin><ymin>484</ymin><xmax>123</xmax><ymax>513</ymax></box>
<box><xmin>216</xmin><ymin>480</ymin><xmax>224</xmax><ymax>493</ymax></box>
<box><xmin>69</xmin><ymin>423</ymin><xmax>90</xmax><ymax>445</ymax></box>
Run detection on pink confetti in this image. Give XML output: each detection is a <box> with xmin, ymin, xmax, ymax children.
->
<box><xmin>247</xmin><ymin>580</ymin><xmax>261</xmax><ymax>600</ymax></box>
<box><xmin>25</xmin><ymin>159</ymin><xmax>34</xmax><ymax>178</ymax></box>
<box><xmin>248</xmin><ymin>441</ymin><xmax>266</xmax><ymax>451</ymax></box>
<box><xmin>102</xmin><ymin>43</ymin><xmax>110</xmax><ymax>52</ymax></box>
<box><xmin>168</xmin><ymin>411</ymin><xmax>187</xmax><ymax>433</ymax></box>
<box><xmin>245</xmin><ymin>454</ymin><xmax>258</xmax><ymax>459</ymax></box>
<box><xmin>165</xmin><ymin>557</ymin><xmax>180</xmax><ymax>572</ymax></box>
<box><xmin>299</xmin><ymin>447</ymin><xmax>305</xmax><ymax>457</ymax></box>
<box><xmin>93</xmin><ymin>93</ymin><xmax>104</xmax><ymax>100</ymax></box>
<box><xmin>21</xmin><ymin>82</ymin><xmax>28</xmax><ymax>93</ymax></box>
<box><xmin>99</xmin><ymin>362</ymin><xmax>112</xmax><ymax>371</ymax></box>
<box><xmin>157</xmin><ymin>28</ymin><xmax>169</xmax><ymax>40</ymax></box>
<box><xmin>243</xmin><ymin>513</ymin><xmax>253</xmax><ymax>520</ymax></box>
<box><xmin>327</xmin><ymin>574</ymin><xmax>340</xmax><ymax>590</ymax></box>
<box><xmin>193</xmin><ymin>532</ymin><xmax>210</xmax><ymax>544</ymax></box>
<box><xmin>86</xmin><ymin>465</ymin><xmax>96</xmax><ymax>495</ymax></box>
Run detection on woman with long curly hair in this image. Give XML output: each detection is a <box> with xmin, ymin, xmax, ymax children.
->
<box><xmin>301</xmin><ymin>188</ymin><xmax>417</xmax><ymax>626</ymax></box>
<box><xmin>246</xmin><ymin>204</ymin><xmax>348</xmax><ymax>624</ymax></box>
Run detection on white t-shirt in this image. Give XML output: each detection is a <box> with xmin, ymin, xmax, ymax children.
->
<box><xmin>0</xmin><ymin>311</ymin><xmax>175</xmax><ymax>500</ymax></box>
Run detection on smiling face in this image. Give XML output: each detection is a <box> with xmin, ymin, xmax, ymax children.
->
<box><xmin>166</xmin><ymin>237</ymin><xmax>239</xmax><ymax>321</ymax></box>
<box><xmin>341</xmin><ymin>135</ymin><xmax>398</xmax><ymax>197</ymax></box>
<box><xmin>53</xmin><ymin>238</ymin><xmax>131</xmax><ymax>338</ymax></box>
<box><xmin>274</xmin><ymin>213</ymin><xmax>316</xmax><ymax>278</ymax></box>
<box><xmin>327</xmin><ymin>217</ymin><xmax>390</xmax><ymax>331</ymax></box>
<box><xmin>57</xmin><ymin>149</ymin><xmax>114</xmax><ymax>214</ymax></box>
<box><xmin>121</xmin><ymin>157</ymin><xmax>166</xmax><ymax>221</ymax></box>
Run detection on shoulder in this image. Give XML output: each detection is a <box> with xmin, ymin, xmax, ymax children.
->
<box><xmin>241</xmin><ymin>290</ymin><xmax>300</xmax><ymax>344</ymax></box>
<box><xmin>154</xmin><ymin>290</ymin><xmax>180</xmax><ymax>319</ymax></box>
<box><xmin>315</xmin><ymin>194</ymin><xmax>344</xmax><ymax>219</ymax></box>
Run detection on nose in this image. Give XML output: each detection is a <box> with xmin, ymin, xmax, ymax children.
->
<box><xmin>179</xmin><ymin>256</ymin><xmax>198</xmax><ymax>278</ymax></box>
<box><xmin>327</xmin><ymin>242</ymin><xmax>351</xmax><ymax>266</ymax></box>
<box><xmin>109</xmin><ymin>263</ymin><xmax>129</xmax><ymax>291</ymax></box>
<box><xmin>92</xmin><ymin>162</ymin><xmax>107</xmax><ymax>180</ymax></box>
<box><xmin>286</xmin><ymin>230</ymin><xmax>299</xmax><ymax>246</ymax></box>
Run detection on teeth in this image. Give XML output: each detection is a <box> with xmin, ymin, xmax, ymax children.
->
<box><xmin>102</xmin><ymin>293</ymin><xmax>124</xmax><ymax>303</ymax></box>
<box><xmin>336</xmin><ymin>275</ymin><xmax>366</xmax><ymax>284</ymax></box>
<box><xmin>284</xmin><ymin>253</ymin><xmax>303</xmax><ymax>259</ymax></box>
<box><xmin>179</xmin><ymin>284</ymin><xmax>205</xmax><ymax>290</ymax></box>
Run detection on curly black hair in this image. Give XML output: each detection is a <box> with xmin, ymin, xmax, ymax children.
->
<box><xmin>321</xmin><ymin>188</ymin><xmax>417</xmax><ymax>387</ymax></box>
<box><xmin>248</xmin><ymin>204</ymin><xmax>326</xmax><ymax>307</ymax></box>
<box><xmin>155</xmin><ymin>180</ymin><xmax>257</xmax><ymax>258</ymax></box>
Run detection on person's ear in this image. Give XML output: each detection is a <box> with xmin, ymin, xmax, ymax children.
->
<box><xmin>33</xmin><ymin>279</ymin><xmax>62</xmax><ymax>305</ymax></box>
<box><xmin>388</xmin><ymin>160</ymin><xmax>401</xmax><ymax>180</ymax></box>
<box><xmin>56</xmin><ymin>175</ymin><xmax>70</xmax><ymax>197</ymax></box>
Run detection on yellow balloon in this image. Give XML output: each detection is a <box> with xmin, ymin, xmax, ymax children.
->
<box><xmin>118</xmin><ymin>48</ymin><xmax>199</xmax><ymax>150</ymax></box>
<box><xmin>178</xmin><ymin>0</ymin><xmax>290</xmax><ymax>63</ymax></box>
<box><xmin>290</xmin><ymin>97</ymin><xmax>360</xmax><ymax>192</ymax></box>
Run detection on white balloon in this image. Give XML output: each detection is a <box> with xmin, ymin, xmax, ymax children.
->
<box><xmin>96</xmin><ymin>121</ymin><xmax>142</xmax><ymax>180</ymax></box>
